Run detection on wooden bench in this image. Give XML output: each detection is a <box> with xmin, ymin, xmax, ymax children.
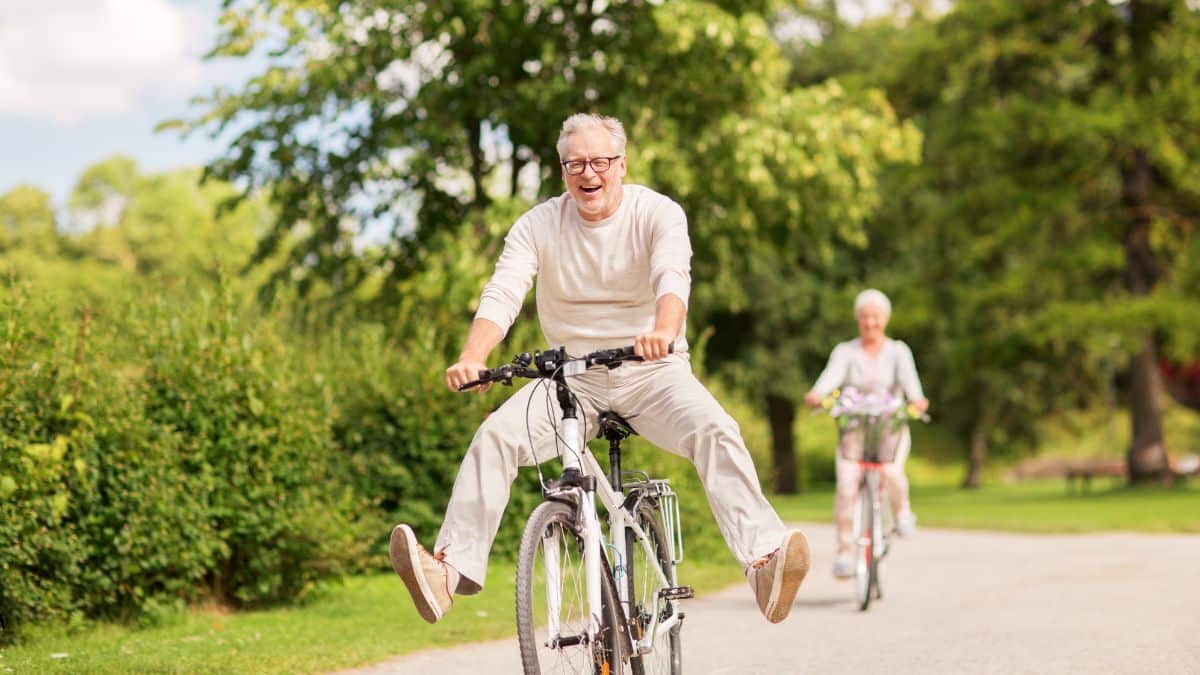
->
<box><xmin>1009</xmin><ymin>457</ymin><xmax>1126</xmax><ymax>493</ymax></box>
<box><xmin>1011</xmin><ymin>454</ymin><xmax>1200</xmax><ymax>491</ymax></box>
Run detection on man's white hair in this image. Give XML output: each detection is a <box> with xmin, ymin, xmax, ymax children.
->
<box><xmin>854</xmin><ymin>289</ymin><xmax>892</xmax><ymax>318</ymax></box>
<box><xmin>556</xmin><ymin>113</ymin><xmax>627</xmax><ymax>159</ymax></box>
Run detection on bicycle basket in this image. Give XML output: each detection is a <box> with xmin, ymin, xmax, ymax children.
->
<box><xmin>837</xmin><ymin>417</ymin><xmax>905</xmax><ymax>463</ymax></box>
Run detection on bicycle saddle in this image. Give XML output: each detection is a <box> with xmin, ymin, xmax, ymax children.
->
<box><xmin>597</xmin><ymin>411</ymin><xmax>638</xmax><ymax>439</ymax></box>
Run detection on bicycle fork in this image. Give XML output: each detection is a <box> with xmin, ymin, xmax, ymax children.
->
<box><xmin>546</xmin><ymin>412</ymin><xmax>604</xmax><ymax>646</ymax></box>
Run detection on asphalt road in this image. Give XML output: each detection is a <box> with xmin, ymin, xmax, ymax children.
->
<box><xmin>340</xmin><ymin>522</ymin><xmax>1200</xmax><ymax>674</ymax></box>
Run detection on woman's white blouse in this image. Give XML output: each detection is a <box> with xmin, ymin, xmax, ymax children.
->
<box><xmin>811</xmin><ymin>338</ymin><xmax>925</xmax><ymax>402</ymax></box>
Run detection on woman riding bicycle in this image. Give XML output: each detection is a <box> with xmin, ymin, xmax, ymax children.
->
<box><xmin>803</xmin><ymin>289</ymin><xmax>929</xmax><ymax>580</ymax></box>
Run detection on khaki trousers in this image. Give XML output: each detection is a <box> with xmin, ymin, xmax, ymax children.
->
<box><xmin>834</xmin><ymin>426</ymin><xmax>912</xmax><ymax>555</ymax></box>
<box><xmin>434</xmin><ymin>353</ymin><xmax>787</xmax><ymax>591</ymax></box>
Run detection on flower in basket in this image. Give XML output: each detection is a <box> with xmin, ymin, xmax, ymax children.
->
<box><xmin>823</xmin><ymin>387</ymin><xmax>927</xmax><ymax>430</ymax></box>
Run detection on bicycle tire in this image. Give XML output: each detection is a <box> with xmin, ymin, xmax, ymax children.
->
<box><xmin>873</xmin><ymin>492</ymin><xmax>887</xmax><ymax>601</ymax></box>
<box><xmin>854</xmin><ymin>482</ymin><xmax>874</xmax><ymax>611</ymax></box>
<box><xmin>517</xmin><ymin>500</ymin><xmax>625</xmax><ymax>675</ymax></box>
<box><xmin>627</xmin><ymin>501</ymin><xmax>682</xmax><ymax>675</ymax></box>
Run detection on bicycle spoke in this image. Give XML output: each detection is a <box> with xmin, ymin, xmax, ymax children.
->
<box><xmin>533</xmin><ymin>526</ymin><xmax>593</xmax><ymax>673</ymax></box>
<box><xmin>519</xmin><ymin>501</ymin><xmax>621</xmax><ymax>675</ymax></box>
<box><xmin>629</xmin><ymin>505</ymin><xmax>679</xmax><ymax>675</ymax></box>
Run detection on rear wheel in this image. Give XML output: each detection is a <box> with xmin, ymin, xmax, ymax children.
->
<box><xmin>627</xmin><ymin>502</ymin><xmax>682</xmax><ymax>675</ymax></box>
<box><xmin>517</xmin><ymin>500</ymin><xmax>625</xmax><ymax>675</ymax></box>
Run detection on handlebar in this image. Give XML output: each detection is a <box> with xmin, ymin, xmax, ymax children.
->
<box><xmin>458</xmin><ymin>344</ymin><xmax>675</xmax><ymax>391</ymax></box>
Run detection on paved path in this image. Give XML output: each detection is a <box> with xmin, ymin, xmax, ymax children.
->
<box><xmin>341</xmin><ymin>523</ymin><xmax>1200</xmax><ymax>674</ymax></box>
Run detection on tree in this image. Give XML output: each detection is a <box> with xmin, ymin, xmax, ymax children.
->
<box><xmin>873</xmin><ymin>0</ymin><xmax>1200</xmax><ymax>484</ymax></box>
<box><xmin>0</xmin><ymin>185</ymin><xmax>60</xmax><ymax>257</ymax></box>
<box><xmin>169</xmin><ymin>0</ymin><xmax>776</xmax><ymax>305</ymax></box>
<box><xmin>68</xmin><ymin>156</ymin><xmax>265</xmax><ymax>283</ymax></box>
<box><xmin>670</xmin><ymin>82</ymin><xmax>921</xmax><ymax>493</ymax></box>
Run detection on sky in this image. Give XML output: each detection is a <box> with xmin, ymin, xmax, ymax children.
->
<box><xmin>0</xmin><ymin>0</ymin><xmax>255</xmax><ymax>205</ymax></box>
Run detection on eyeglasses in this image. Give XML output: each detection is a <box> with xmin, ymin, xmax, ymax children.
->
<box><xmin>561</xmin><ymin>155</ymin><xmax>622</xmax><ymax>176</ymax></box>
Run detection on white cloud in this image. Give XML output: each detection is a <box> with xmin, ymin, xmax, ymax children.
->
<box><xmin>0</xmin><ymin>0</ymin><xmax>212</xmax><ymax>124</ymax></box>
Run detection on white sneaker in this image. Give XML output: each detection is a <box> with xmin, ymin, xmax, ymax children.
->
<box><xmin>832</xmin><ymin>552</ymin><xmax>855</xmax><ymax>579</ymax></box>
<box><xmin>896</xmin><ymin>512</ymin><xmax>917</xmax><ymax>537</ymax></box>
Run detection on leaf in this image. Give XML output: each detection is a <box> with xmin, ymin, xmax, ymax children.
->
<box><xmin>0</xmin><ymin>475</ymin><xmax>16</xmax><ymax>498</ymax></box>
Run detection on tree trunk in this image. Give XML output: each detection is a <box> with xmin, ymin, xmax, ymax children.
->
<box><xmin>1127</xmin><ymin>335</ymin><xmax>1169</xmax><ymax>483</ymax></box>
<box><xmin>962</xmin><ymin>422</ymin><xmax>988</xmax><ymax>489</ymax></box>
<box><xmin>1115</xmin><ymin>1</ymin><xmax>1172</xmax><ymax>485</ymax></box>
<box><xmin>511</xmin><ymin>157</ymin><xmax>526</xmax><ymax>199</ymax></box>
<box><xmin>467</xmin><ymin>118</ymin><xmax>490</xmax><ymax>209</ymax></box>
<box><xmin>766</xmin><ymin>394</ymin><xmax>798</xmax><ymax>494</ymax></box>
<box><xmin>1121</xmin><ymin>146</ymin><xmax>1169</xmax><ymax>484</ymax></box>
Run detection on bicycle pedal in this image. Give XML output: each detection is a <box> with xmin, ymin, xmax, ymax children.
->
<box><xmin>658</xmin><ymin>586</ymin><xmax>694</xmax><ymax>600</ymax></box>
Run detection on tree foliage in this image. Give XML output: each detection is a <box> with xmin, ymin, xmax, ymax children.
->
<box><xmin>793</xmin><ymin>0</ymin><xmax>1200</xmax><ymax>484</ymax></box>
<box><xmin>170</xmin><ymin>0</ymin><xmax>780</xmax><ymax>302</ymax></box>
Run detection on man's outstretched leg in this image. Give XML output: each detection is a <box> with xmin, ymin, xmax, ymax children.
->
<box><xmin>616</xmin><ymin>354</ymin><xmax>811</xmax><ymax>623</ymax></box>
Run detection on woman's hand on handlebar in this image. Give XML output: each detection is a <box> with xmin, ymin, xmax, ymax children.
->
<box><xmin>633</xmin><ymin>330</ymin><xmax>675</xmax><ymax>362</ymax></box>
<box><xmin>446</xmin><ymin>358</ymin><xmax>491</xmax><ymax>393</ymax></box>
<box><xmin>803</xmin><ymin>391</ymin><xmax>822</xmax><ymax>408</ymax></box>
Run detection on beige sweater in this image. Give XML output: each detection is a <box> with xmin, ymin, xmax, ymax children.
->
<box><xmin>474</xmin><ymin>185</ymin><xmax>692</xmax><ymax>356</ymax></box>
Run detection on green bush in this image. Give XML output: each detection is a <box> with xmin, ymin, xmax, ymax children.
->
<box><xmin>319</xmin><ymin>323</ymin><xmax>545</xmax><ymax>568</ymax></box>
<box><xmin>0</xmin><ymin>290</ymin><xmax>88</xmax><ymax>632</ymax></box>
<box><xmin>0</xmin><ymin>288</ymin><xmax>214</xmax><ymax>636</ymax></box>
<box><xmin>134</xmin><ymin>287</ymin><xmax>361</xmax><ymax>606</ymax></box>
<box><xmin>0</xmin><ymin>279</ymin><xmax>371</xmax><ymax>640</ymax></box>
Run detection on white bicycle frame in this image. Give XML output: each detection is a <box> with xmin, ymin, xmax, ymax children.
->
<box><xmin>544</xmin><ymin>390</ymin><xmax>683</xmax><ymax>657</ymax></box>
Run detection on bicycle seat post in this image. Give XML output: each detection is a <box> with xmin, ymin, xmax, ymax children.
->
<box><xmin>607</xmin><ymin>431</ymin><xmax>623</xmax><ymax>494</ymax></box>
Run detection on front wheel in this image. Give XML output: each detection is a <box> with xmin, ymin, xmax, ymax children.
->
<box><xmin>517</xmin><ymin>500</ymin><xmax>625</xmax><ymax>675</ymax></box>
<box><xmin>853</xmin><ymin>484</ymin><xmax>875</xmax><ymax>611</ymax></box>
<box><xmin>873</xmin><ymin>492</ymin><xmax>888</xmax><ymax>601</ymax></box>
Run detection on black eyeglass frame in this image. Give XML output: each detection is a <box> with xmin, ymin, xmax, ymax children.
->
<box><xmin>560</xmin><ymin>155</ymin><xmax>623</xmax><ymax>176</ymax></box>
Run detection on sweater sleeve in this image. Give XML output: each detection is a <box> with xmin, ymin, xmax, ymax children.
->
<box><xmin>648</xmin><ymin>198</ymin><xmax>692</xmax><ymax>307</ymax></box>
<box><xmin>473</xmin><ymin>214</ymin><xmax>538</xmax><ymax>335</ymax></box>
<box><xmin>811</xmin><ymin>344</ymin><xmax>851</xmax><ymax>398</ymax></box>
<box><xmin>895</xmin><ymin>340</ymin><xmax>926</xmax><ymax>401</ymax></box>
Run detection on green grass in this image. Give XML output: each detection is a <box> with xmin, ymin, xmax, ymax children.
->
<box><xmin>0</xmin><ymin>558</ymin><xmax>742</xmax><ymax>674</ymax></box>
<box><xmin>770</xmin><ymin>480</ymin><xmax>1200</xmax><ymax>534</ymax></box>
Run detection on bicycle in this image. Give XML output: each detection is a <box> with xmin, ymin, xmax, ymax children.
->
<box><xmin>848</xmin><ymin>414</ymin><xmax>899</xmax><ymax>612</ymax></box>
<box><xmin>817</xmin><ymin>389</ymin><xmax>926</xmax><ymax>612</ymax></box>
<box><xmin>461</xmin><ymin>345</ymin><xmax>690</xmax><ymax>675</ymax></box>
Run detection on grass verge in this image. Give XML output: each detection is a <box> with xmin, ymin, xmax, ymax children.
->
<box><xmin>770</xmin><ymin>480</ymin><xmax>1200</xmax><ymax>534</ymax></box>
<box><xmin>1</xmin><ymin>557</ymin><xmax>742</xmax><ymax>674</ymax></box>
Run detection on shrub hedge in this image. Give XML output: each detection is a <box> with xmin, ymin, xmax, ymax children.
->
<box><xmin>0</xmin><ymin>275</ymin><xmax>732</xmax><ymax>642</ymax></box>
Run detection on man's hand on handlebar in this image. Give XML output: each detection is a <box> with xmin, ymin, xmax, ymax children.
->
<box><xmin>446</xmin><ymin>358</ymin><xmax>491</xmax><ymax>393</ymax></box>
<box><xmin>634</xmin><ymin>330</ymin><xmax>675</xmax><ymax>362</ymax></box>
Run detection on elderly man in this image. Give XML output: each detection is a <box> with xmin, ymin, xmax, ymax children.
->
<box><xmin>389</xmin><ymin>113</ymin><xmax>809</xmax><ymax>625</ymax></box>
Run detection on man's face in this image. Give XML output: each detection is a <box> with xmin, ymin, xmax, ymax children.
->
<box><xmin>561</xmin><ymin>126</ymin><xmax>626</xmax><ymax>221</ymax></box>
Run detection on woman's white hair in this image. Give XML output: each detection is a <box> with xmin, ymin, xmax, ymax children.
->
<box><xmin>556</xmin><ymin>113</ymin><xmax>627</xmax><ymax>159</ymax></box>
<box><xmin>854</xmin><ymin>289</ymin><xmax>892</xmax><ymax>318</ymax></box>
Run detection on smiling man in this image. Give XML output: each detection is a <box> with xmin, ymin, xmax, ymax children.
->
<box><xmin>388</xmin><ymin>113</ymin><xmax>811</xmax><ymax>626</ymax></box>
